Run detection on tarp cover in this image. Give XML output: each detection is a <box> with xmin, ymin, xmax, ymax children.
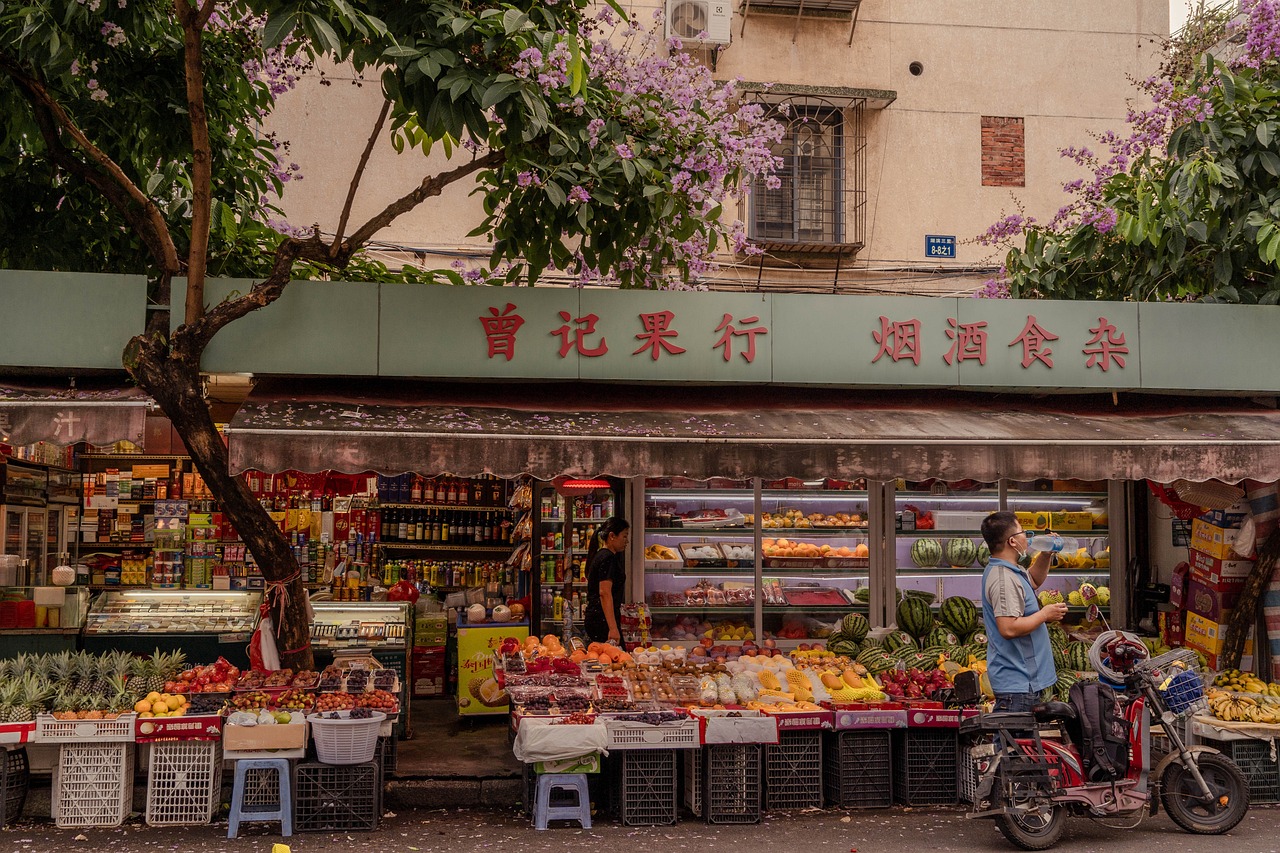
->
<box><xmin>0</xmin><ymin>381</ymin><xmax>148</xmax><ymax>447</ymax></box>
<box><xmin>227</xmin><ymin>380</ymin><xmax>1280</xmax><ymax>483</ymax></box>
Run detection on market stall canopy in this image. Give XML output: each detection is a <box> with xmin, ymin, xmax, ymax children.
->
<box><xmin>0</xmin><ymin>381</ymin><xmax>149</xmax><ymax>447</ymax></box>
<box><xmin>226</xmin><ymin>380</ymin><xmax>1280</xmax><ymax>483</ymax></box>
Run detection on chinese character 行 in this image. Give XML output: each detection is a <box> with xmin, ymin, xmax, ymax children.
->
<box><xmin>479</xmin><ymin>303</ymin><xmax>525</xmax><ymax>362</ymax></box>
<box><xmin>943</xmin><ymin>318</ymin><xmax>988</xmax><ymax>366</ymax></box>
<box><xmin>712</xmin><ymin>314</ymin><xmax>768</xmax><ymax>364</ymax></box>
<box><xmin>1082</xmin><ymin>317</ymin><xmax>1129</xmax><ymax>372</ymax></box>
<box><xmin>1008</xmin><ymin>315</ymin><xmax>1059</xmax><ymax>369</ymax></box>
<box><xmin>551</xmin><ymin>311</ymin><xmax>608</xmax><ymax>358</ymax></box>
<box><xmin>871</xmin><ymin>316</ymin><xmax>922</xmax><ymax>365</ymax></box>
<box><xmin>632</xmin><ymin>311</ymin><xmax>687</xmax><ymax>361</ymax></box>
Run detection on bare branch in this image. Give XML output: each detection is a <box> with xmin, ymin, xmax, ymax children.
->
<box><xmin>332</xmin><ymin>100</ymin><xmax>392</xmax><ymax>259</ymax></box>
<box><xmin>0</xmin><ymin>52</ymin><xmax>180</xmax><ymax>277</ymax></box>
<box><xmin>176</xmin><ymin>0</ymin><xmax>214</xmax><ymax>326</ymax></box>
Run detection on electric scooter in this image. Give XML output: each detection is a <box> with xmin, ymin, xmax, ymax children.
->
<box><xmin>961</xmin><ymin>607</ymin><xmax>1249</xmax><ymax>850</ymax></box>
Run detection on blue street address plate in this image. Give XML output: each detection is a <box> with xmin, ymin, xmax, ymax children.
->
<box><xmin>925</xmin><ymin>235</ymin><xmax>957</xmax><ymax>259</ymax></box>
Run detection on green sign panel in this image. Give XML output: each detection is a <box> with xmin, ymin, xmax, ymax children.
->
<box><xmin>0</xmin><ymin>270</ymin><xmax>146</xmax><ymax>370</ymax></box>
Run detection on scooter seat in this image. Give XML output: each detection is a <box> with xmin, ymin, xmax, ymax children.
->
<box><xmin>1032</xmin><ymin>700</ymin><xmax>1077</xmax><ymax>723</ymax></box>
<box><xmin>960</xmin><ymin>711</ymin><xmax>1036</xmax><ymax>735</ymax></box>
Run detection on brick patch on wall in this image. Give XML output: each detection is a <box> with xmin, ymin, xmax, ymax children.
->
<box><xmin>982</xmin><ymin>116</ymin><xmax>1025</xmax><ymax>187</ymax></box>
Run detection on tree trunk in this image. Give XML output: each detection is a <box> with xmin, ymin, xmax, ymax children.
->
<box><xmin>1222</xmin><ymin>528</ymin><xmax>1280</xmax><ymax>669</ymax></box>
<box><xmin>126</xmin><ymin>335</ymin><xmax>313</xmax><ymax>671</ymax></box>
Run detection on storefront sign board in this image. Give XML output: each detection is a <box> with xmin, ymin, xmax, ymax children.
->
<box><xmin>0</xmin><ymin>270</ymin><xmax>145</xmax><ymax>370</ymax></box>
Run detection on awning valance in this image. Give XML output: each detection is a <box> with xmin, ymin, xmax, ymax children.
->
<box><xmin>225</xmin><ymin>380</ymin><xmax>1280</xmax><ymax>484</ymax></box>
<box><xmin>0</xmin><ymin>382</ymin><xmax>149</xmax><ymax>448</ymax></box>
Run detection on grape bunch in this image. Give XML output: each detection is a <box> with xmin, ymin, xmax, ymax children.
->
<box><xmin>373</xmin><ymin>670</ymin><xmax>398</xmax><ymax>691</ymax></box>
<box><xmin>554</xmin><ymin>712</ymin><xmax>596</xmax><ymax>725</ymax></box>
<box><xmin>552</xmin><ymin>695</ymin><xmax>590</xmax><ymax>712</ymax></box>
<box><xmin>188</xmin><ymin>694</ymin><xmax>227</xmax><ymax>714</ymax></box>
<box><xmin>349</xmin><ymin>707</ymin><xmax>375</xmax><ymax>719</ymax></box>
<box><xmin>521</xmin><ymin>696</ymin><xmax>553</xmax><ymax>712</ymax></box>
<box><xmin>345</xmin><ymin>670</ymin><xmax>370</xmax><ymax>692</ymax></box>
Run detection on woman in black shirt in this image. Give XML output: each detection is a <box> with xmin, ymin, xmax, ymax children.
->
<box><xmin>584</xmin><ymin>517</ymin><xmax>630</xmax><ymax>644</ymax></box>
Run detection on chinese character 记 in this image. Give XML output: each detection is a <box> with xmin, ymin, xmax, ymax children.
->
<box><xmin>1008</xmin><ymin>315</ymin><xmax>1059</xmax><ymax>369</ymax></box>
<box><xmin>632</xmin><ymin>310</ymin><xmax>687</xmax><ymax>361</ymax></box>
<box><xmin>1083</xmin><ymin>317</ymin><xmax>1129</xmax><ymax>372</ymax></box>
<box><xmin>871</xmin><ymin>316</ymin><xmax>921</xmax><ymax>365</ymax></box>
<box><xmin>551</xmin><ymin>311</ymin><xmax>608</xmax><ymax>358</ymax></box>
<box><xmin>712</xmin><ymin>314</ymin><xmax>768</xmax><ymax>364</ymax></box>
<box><xmin>943</xmin><ymin>318</ymin><xmax>988</xmax><ymax>366</ymax></box>
<box><xmin>479</xmin><ymin>303</ymin><xmax>525</xmax><ymax>362</ymax></box>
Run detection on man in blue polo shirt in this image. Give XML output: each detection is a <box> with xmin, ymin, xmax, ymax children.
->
<box><xmin>980</xmin><ymin>510</ymin><xmax>1068</xmax><ymax>712</ymax></box>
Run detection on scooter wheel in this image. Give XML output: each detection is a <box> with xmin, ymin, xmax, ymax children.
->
<box><xmin>996</xmin><ymin>803</ymin><xmax>1066</xmax><ymax>850</ymax></box>
<box><xmin>1161</xmin><ymin>751</ymin><xmax>1250</xmax><ymax>835</ymax></box>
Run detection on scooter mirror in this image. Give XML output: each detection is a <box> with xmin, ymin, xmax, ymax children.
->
<box><xmin>1086</xmin><ymin>603</ymin><xmax>1101</xmax><ymax>623</ymax></box>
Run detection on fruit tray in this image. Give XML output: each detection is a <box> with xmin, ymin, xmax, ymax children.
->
<box><xmin>716</xmin><ymin>543</ymin><xmax>755</xmax><ymax>567</ymax></box>
<box><xmin>763</xmin><ymin>556</ymin><xmax>824</xmax><ymax>568</ymax></box>
<box><xmin>678</xmin><ymin>542</ymin><xmax>728</xmax><ymax>567</ymax></box>
<box><xmin>824</xmin><ymin>556</ymin><xmax>869</xmax><ymax>569</ymax></box>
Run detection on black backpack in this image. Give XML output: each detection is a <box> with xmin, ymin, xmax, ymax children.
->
<box><xmin>1068</xmin><ymin>681</ymin><xmax>1130</xmax><ymax>782</ymax></box>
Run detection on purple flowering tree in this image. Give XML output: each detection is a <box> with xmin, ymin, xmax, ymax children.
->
<box><xmin>979</xmin><ymin>0</ymin><xmax>1280</xmax><ymax>304</ymax></box>
<box><xmin>0</xmin><ymin>0</ymin><xmax>779</xmax><ymax>667</ymax></box>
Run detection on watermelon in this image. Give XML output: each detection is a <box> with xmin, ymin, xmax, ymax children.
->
<box><xmin>852</xmin><ymin>587</ymin><xmax>871</xmax><ymax>603</ymax></box>
<box><xmin>1047</xmin><ymin>622</ymin><xmax>1068</xmax><ymax>649</ymax></box>
<box><xmin>977</xmin><ymin>542</ymin><xmax>991</xmax><ymax>567</ymax></box>
<box><xmin>939</xmin><ymin>596</ymin><xmax>978</xmax><ymax>637</ymax></box>
<box><xmin>841</xmin><ymin>612</ymin><xmax>870</xmax><ymax>643</ymax></box>
<box><xmin>896</xmin><ymin>597</ymin><xmax>934</xmax><ymax>638</ymax></box>
<box><xmin>904</xmin><ymin>650</ymin><xmax>936</xmax><ymax>670</ymax></box>
<box><xmin>903</xmin><ymin>589</ymin><xmax>936</xmax><ymax>604</ymax></box>
<box><xmin>967</xmin><ymin>643</ymin><xmax>987</xmax><ymax>661</ymax></box>
<box><xmin>1065</xmin><ymin>641</ymin><xmax>1091</xmax><ymax>672</ymax></box>
<box><xmin>829</xmin><ymin>639</ymin><xmax>860</xmax><ymax>657</ymax></box>
<box><xmin>945</xmin><ymin>538</ymin><xmax>978</xmax><ymax>568</ymax></box>
<box><xmin>968</xmin><ymin>631</ymin><xmax>988</xmax><ymax>646</ymax></box>
<box><xmin>860</xmin><ymin>634</ymin><xmax>883</xmax><ymax>649</ymax></box>
<box><xmin>1052</xmin><ymin>644</ymin><xmax>1068</xmax><ymax>670</ymax></box>
<box><xmin>1054</xmin><ymin>669</ymin><xmax>1079</xmax><ymax>701</ymax></box>
<box><xmin>926</xmin><ymin>626</ymin><xmax>958</xmax><ymax>648</ymax></box>
<box><xmin>883</xmin><ymin>630</ymin><xmax>917</xmax><ymax>652</ymax></box>
<box><xmin>910</xmin><ymin>538</ymin><xmax>943</xmax><ymax>568</ymax></box>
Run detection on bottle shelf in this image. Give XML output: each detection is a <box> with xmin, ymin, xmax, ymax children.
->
<box><xmin>375</xmin><ymin>542</ymin><xmax>510</xmax><ymax>552</ymax></box>
<box><xmin>380</xmin><ymin>503</ymin><xmax>506</xmax><ymax>512</ymax></box>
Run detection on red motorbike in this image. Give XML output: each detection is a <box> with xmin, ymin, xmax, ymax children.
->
<box><xmin>962</xmin><ymin>637</ymin><xmax>1249</xmax><ymax>850</ymax></box>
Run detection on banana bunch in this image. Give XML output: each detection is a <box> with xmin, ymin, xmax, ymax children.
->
<box><xmin>1214</xmin><ymin>669</ymin><xmax>1270</xmax><ymax>694</ymax></box>
<box><xmin>644</xmin><ymin>544</ymin><xmax>678</xmax><ymax>561</ymax></box>
<box><xmin>1208</xmin><ymin>689</ymin><xmax>1280</xmax><ymax>723</ymax></box>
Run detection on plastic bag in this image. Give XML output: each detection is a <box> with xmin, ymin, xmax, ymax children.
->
<box><xmin>250</xmin><ymin>613</ymin><xmax>282</xmax><ymax>672</ymax></box>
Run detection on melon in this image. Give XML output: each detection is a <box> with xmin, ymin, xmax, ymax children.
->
<box><xmin>896</xmin><ymin>597</ymin><xmax>934</xmax><ymax>638</ymax></box>
<box><xmin>841</xmin><ymin>612</ymin><xmax>870</xmax><ymax>643</ymax></box>
<box><xmin>926</xmin><ymin>626</ymin><xmax>958</xmax><ymax>648</ymax></box>
<box><xmin>910</xmin><ymin>538</ymin><xmax>944</xmax><ymax>568</ymax></box>
<box><xmin>883</xmin><ymin>630</ymin><xmax>917</xmax><ymax>652</ymax></box>
<box><xmin>466</xmin><ymin>603</ymin><xmax>488</xmax><ymax>623</ymax></box>
<box><xmin>939</xmin><ymin>596</ymin><xmax>978</xmax><ymax>637</ymax></box>
<box><xmin>976</xmin><ymin>542</ymin><xmax>991</xmax><ymax>567</ymax></box>
<box><xmin>945</xmin><ymin>538</ymin><xmax>978</xmax><ymax>568</ymax></box>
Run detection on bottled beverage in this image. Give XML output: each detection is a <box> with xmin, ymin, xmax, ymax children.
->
<box><xmin>471</xmin><ymin>479</ymin><xmax>483</xmax><ymax>506</ymax></box>
<box><xmin>562</xmin><ymin>600</ymin><xmax>574</xmax><ymax>645</ymax></box>
<box><xmin>441</xmin><ymin>513</ymin><xmax>451</xmax><ymax>543</ymax></box>
<box><xmin>431</xmin><ymin>511</ymin><xmax>442</xmax><ymax>542</ymax></box>
<box><xmin>1027</xmin><ymin>533</ymin><xmax>1078</xmax><ymax>554</ymax></box>
<box><xmin>397</xmin><ymin>510</ymin><xmax>409</xmax><ymax>542</ymax></box>
<box><xmin>411</xmin><ymin>476</ymin><xmax>423</xmax><ymax>504</ymax></box>
<box><xmin>446</xmin><ymin>478</ymin><xmax>458</xmax><ymax>505</ymax></box>
<box><xmin>414</xmin><ymin>510</ymin><xmax>425</xmax><ymax>542</ymax></box>
<box><xmin>474</xmin><ymin>514</ymin><xmax>483</xmax><ymax>544</ymax></box>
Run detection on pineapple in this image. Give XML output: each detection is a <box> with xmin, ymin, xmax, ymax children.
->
<box><xmin>45</xmin><ymin>651</ymin><xmax>72</xmax><ymax>690</ymax></box>
<box><xmin>0</xmin><ymin>680</ymin><xmax>21</xmax><ymax>723</ymax></box>
<box><xmin>13</xmin><ymin>674</ymin><xmax>51</xmax><ymax>722</ymax></box>
<box><xmin>69</xmin><ymin>652</ymin><xmax>95</xmax><ymax>693</ymax></box>
<box><xmin>130</xmin><ymin>648</ymin><xmax>183</xmax><ymax>696</ymax></box>
<box><xmin>106</xmin><ymin>674</ymin><xmax>133</xmax><ymax>719</ymax></box>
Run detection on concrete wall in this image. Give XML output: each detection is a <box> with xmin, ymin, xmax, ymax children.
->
<box><xmin>263</xmin><ymin>1</ymin><xmax>1168</xmax><ymax>292</ymax></box>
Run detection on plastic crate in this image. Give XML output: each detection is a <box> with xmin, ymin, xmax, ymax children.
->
<box><xmin>240</xmin><ymin>764</ymin><xmax>287</xmax><ymax>810</ymax></box>
<box><xmin>377</xmin><ymin>735</ymin><xmax>398</xmax><ymax>780</ymax></box>
<box><xmin>145</xmin><ymin>740</ymin><xmax>222</xmax><ymax>826</ymax></box>
<box><xmin>605</xmin><ymin>717</ymin><xmax>701</xmax><ymax>750</ymax></box>
<box><xmin>616</xmin><ymin>749</ymin><xmax>678</xmax><ymax>826</ymax></box>
<box><xmin>824</xmin><ymin>729</ymin><xmax>892</xmax><ymax>808</ymax></box>
<box><xmin>37</xmin><ymin>713</ymin><xmax>136</xmax><ymax>743</ymax></box>
<box><xmin>893</xmin><ymin>729</ymin><xmax>958</xmax><ymax>805</ymax></box>
<box><xmin>958</xmin><ymin>744</ymin><xmax>993</xmax><ymax>804</ymax></box>
<box><xmin>704</xmin><ymin>744</ymin><xmax>762</xmax><ymax>824</ymax></box>
<box><xmin>1205</xmin><ymin>738</ymin><xmax>1280</xmax><ymax>804</ymax></box>
<box><xmin>765</xmin><ymin>730</ymin><xmax>823</xmax><ymax>811</ymax></box>
<box><xmin>1</xmin><ymin>747</ymin><xmax>29</xmax><ymax>827</ymax></box>
<box><xmin>294</xmin><ymin>760</ymin><xmax>381</xmax><ymax>832</ymax></box>
<box><xmin>682</xmin><ymin>748</ymin><xmax>702</xmax><ymax>817</ymax></box>
<box><xmin>51</xmin><ymin>743</ymin><xmax>134</xmax><ymax>828</ymax></box>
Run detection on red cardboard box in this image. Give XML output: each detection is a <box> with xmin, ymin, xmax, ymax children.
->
<box><xmin>135</xmin><ymin>713</ymin><xmax>223</xmax><ymax>742</ymax></box>
<box><xmin>1189</xmin><ymin>549</ymin><xmax>1254</xmax><ymax>586</ymax></box>
<box><xmin>1185</xmin><ymin>577</ymin><xmax>1244</xmax><ymax>623</ymax></box>
<box><xmin>412</xmin><ymin>646</ymin><xmax>447</xmax><ymax>698</ymax></box>
<box><xmin>1158</xmin><ymin>609</ymin><xmax>1185</xmax><ymax>648</ymax></box>
<box><xmin>1169</xmin><ymin>562</ymin><xmax>1191</xmax><ymax>609</ymax></box>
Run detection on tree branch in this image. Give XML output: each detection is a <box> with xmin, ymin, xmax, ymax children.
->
<box><xmin>0</xmin><ymin>52</ymin><xmax>180</xmax><ymax>278</ymax></box>
<box><xmin>196</xmin><ymin>0</ymin><xmax>219</xmax><ymax>30</ymax></box>
<box><xmin>332</xmin><ymin>100</ymin><xmax>391</xmax><ymax>260</ymax></box>
<box><xmin>176</xmin><ymin>0</ymin><xmax>214</xmax><ymax>326</ymax></box>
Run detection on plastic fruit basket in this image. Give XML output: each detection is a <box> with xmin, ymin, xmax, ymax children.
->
<box><xmin>308</xmin><ymin>710</ymin><xmax>386</xmax><ymax>765</ymax></box>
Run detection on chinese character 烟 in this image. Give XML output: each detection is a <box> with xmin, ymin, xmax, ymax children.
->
<box><xmin>479</xmin><ymin>303</ymin><xmax>525</xmax><ymax>362</ymax></box>
<box><xmin>551</xmin><ymin>312</ymin><xmax>608</xmax><ymax>358</ymax></box>
<box><xmin>632</xmin><ymin>311</ymin><xmax>687</xmax><ymax>361</ymax></box>
<box><xmin>712</xmin><ymin>314</ymin><xmax>768</xmax><ymax>364</ymax></box>
<box><xmin>1008</xmin><ymin>315</ymin><xmax>1059</xmax><ymax>369</ymax></box>
<box><xmin>1082</xmin><ymin>317</ymin><xmax>1129</xmax><ymax>372</ymax></box>
<box><xmin>871</xmin><ymin>316</ymin><xmax>922</xmax><ymax>365</ymax></box>
<box><xmin>943</xmin><ymin>318</ymin><xmax>988</xmax><ymax>366</ymax></box>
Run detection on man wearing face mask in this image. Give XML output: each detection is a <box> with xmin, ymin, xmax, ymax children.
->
<box><xmin>980</xmin><ymin>510</ymin><xmax>1069</xmax><ymax>713</ymax></box>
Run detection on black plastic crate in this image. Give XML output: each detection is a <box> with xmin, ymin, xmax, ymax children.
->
<box><xmin>377</xmin><ymin>736</ymin><xmax>398</xmax><ymax>780</ymax></box>
<box><xmin>705</xmin><ymin>744</ymin><xmax>762</xmax><ymax>824</ymax></box>
<box><xmin>893</xmin><ymin>729</ymin><xmax>958</xmax><ymax>806</ymax></box>
<box><xmin>294</xmin><ymin>760</ymin><xmax>381</xmax><ymax>832</ymax></box>
<box><xmin>616</xmin><ymin>749</ymin><xmax>678</xmax><ymax>826</ymax></box>
<box><xmin>1</xmin><ymin>747</ymin><xmax>29</xmax><ymax>827</ymax></box>
<box><xmin>240</xmin><ymin>764</ymin><xmax>287</xmax><ymax>811</ymax></box>
<box><xmin>681</xmin><ymin>748</ymin><xmax>703</xmax><ymax>817</ymax></box>
<box><xmin>765</xmin><ymin>731</ymin><xmax>823</xmax><ymax>811</ymax></box>
<box><xmin>824</xmin><ymin>730</ymin><xmax>892</xmax><ymax>808</ymax></box>
<box><xmin>1208</xmin><ymin>739</ymin><xmax>1280</xmax><ymax>804</ymax></box>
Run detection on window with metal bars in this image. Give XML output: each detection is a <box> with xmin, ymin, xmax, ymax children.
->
<box><xmin>751</xmin><ymin>107</ymin><xmax>844</xmax><ymax>244</ymax></box>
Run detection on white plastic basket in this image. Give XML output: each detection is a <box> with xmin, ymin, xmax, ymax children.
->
<box><xmin>145</xmin><ymin>740</ymin><xmax>222</xmax><ymax>826</ymax></box>
<box><xmin>52</xmin><ymin>742</ymin><xmax>134</xmax><ymax>828</ymax></box>
<box><xmin>605</xmin><ymin>717</ymin><xmax>701</xmax><ymax>750</ymax></box>
<box><xmin>37</xmin><ymin>713</ymin><xmax>136</xmax><ymax>743</ymax></box>
<box><xmin>308</xmin><ymin>711</ymin><xmax>386</xmax><ymax>765</ymax></box>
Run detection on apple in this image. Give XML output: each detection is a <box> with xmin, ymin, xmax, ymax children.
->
<box><xmin>797</xmin><ymin>643</ymin><xmax>811</xmax><ymax>651</ymax></box>
<box><xmin>762</xmin><ymin>639</ymin><xmax>777</xmax><ymax>650</ymax></box>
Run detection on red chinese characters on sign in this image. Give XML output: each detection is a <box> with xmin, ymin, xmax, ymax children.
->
<box><xmin>871</xmin><ymin>316</ymin><xmax>922</xmax><ymax>365</ymax></box>
<box><xmin>632</xmin><ymin>311</ymin><xmax>687</xmax><ymax>361</ymax></box>
<box><xmin>1008</xmin><ymin>315</ymin><xmax>1059</xmax><ymax>369</ymax></box>
<box><xmin>712</xmin><ymin>314</ymin><xmax>768</xmax><ymax>364</ymax></box>
<box><xmin>551</xmin><ymin>312</ymin><xmax>608</xmax><ymax>358</ymax></box>
<box><xmin>943</xmin><ymin>318</ymin><xmax>988</xmax><ymax>366</ymax></box>
<box><xmin>1083</xmin><ymin>317</ymin><xmax>1129</xmax><ymax>372</ymax></box>
<box><xmin>479</xmin><ymin>303</ymin><xmax>525</xmax><ymax>362</ymax></box>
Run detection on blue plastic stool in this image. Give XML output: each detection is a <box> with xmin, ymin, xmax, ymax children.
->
<box><xmin>533</xmin><ymin>772</ymin><xmax>592</xmax><ymax>830</ymax></box>
<box><xmin>227</xmin><ymin>758</ymin><xmax>293</xmax><ymax>838</ymax></box>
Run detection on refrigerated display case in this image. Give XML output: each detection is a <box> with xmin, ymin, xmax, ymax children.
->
<box><xmin>642</xmin><ymin>480</ymin><xmax>871</xmax><ymax>648</ymax></box>
<box><xmin>0</xmin><ymin>585</ymin><xmax>89</xmax><ymax>655</ymax></box>
<box><xmin>1</xmin><ymin>459</ymin><xmax>50</xmax><ymax>586</ymax></box>
<box><xmin>531</xmin><ymin>478</ymin><xmax>624</xmax><ymax>637</ymax></box>
<box><xmin>310</xmin><ymin>599</ymin><xmax>413</xmax><ymax>734</ymax></box>
<box><xmin>82</xmin><ymin>589</ymin><xmax>261</xmax><ymax>667</ymax></box>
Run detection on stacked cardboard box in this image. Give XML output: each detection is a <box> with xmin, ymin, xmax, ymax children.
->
<box><xmin>1184</xmin><ymin>515</ymin><xmax>1256</xmax><ymax>670</ymax></box>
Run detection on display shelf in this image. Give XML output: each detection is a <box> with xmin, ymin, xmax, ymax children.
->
<box><xmin>646</xmin><ymin>527</ymin><xmax>870</xmax><ymax>536</ymax></box>
<box><xmin>648</xmin><ymin>605</ymin><xmax>858</xmax><ymax>615</ymax></box>
<box><xmin>380</xmin><ymin>503</ymin><xmax>503</xmax><ymax>512</ymax></box>
<box><xmin>650</xmin><ymin>488</ymin><xmax>868</xmax><ymax>500</ymax></box>
<box><xmin>0</xmin><ymin>628</ymin><xmax>83</xmax><ymax>636</ymax></box>
<box><xmin>374</xmin><ymin>542</ymin><xmax>510</xmax><ymax>553</ymax></box>
<box><xmin>894</xmin><ymin>528</ymin><xmax>1109</xmax><ymax>537</ymax></box>
<box><xmin>80</xmin><ymin>453</ymin><xmax>190</xmax><ymax>461</ymax></box>
<box><xmin>895</xmin><ymin>490</ymin><xmax>1102</xmax><ymax>502</ymax></box>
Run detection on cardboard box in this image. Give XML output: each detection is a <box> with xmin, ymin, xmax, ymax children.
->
<box><xmin>1015</xmin><ymin>511</ymin><xmax>1050</xmax><ymax>531</ymax></box>
<box><xmin>1158</xmin><ymin>609</ymin><xmax>1185</xmax><ymax>648</ymax></box>
<box><xmin>1049</xmin><ymin>511</ymin><xmax>1094</xmax><ymax>531</ymax></box>
<box><xmin>1188</xmin><ymin>549</ymin><xmax>1255</xmax><ymax>586</ymax></box>
<box><xmin>1191</xmin><ymin>518</ymin><xmax>1254</xmax><ymax>561</ymax></box>
<box><xmin>1199</xmin><ymin>505</ymin><xmax>1249</xmax><ymax>530</ymax></box>
<box><xmin>1184</xmin><ymin>611</ymin><xmax>1254</xmax><ymax>657</ymax></box>
<box><xmin>1184</xmin><ymin>633</ymin><xmax>1254</xmax><ymax>672</ymax></box>
<box><xmin>412</xmin><ymin>646</ymin><xmax>447</xmax><ymax>698</ymax></box>
<box><xmin>221</xmin><ymin>719</ymin><xmax>307</xmax><ymax>752</ymax></box>
<box><xmin>1169</xmin><ymin>562</ymin><xmax>1191</xmax><ymax>609</ymax></box>
<box><xmin>1185</xmin><ymin>577</ymin><xmax>1243</xmax><ymax>623</ymax></box>
<box><xmin>415</xmin><ymin>613</ymin><xmax>448</xmax><ymax>647</ymax></box>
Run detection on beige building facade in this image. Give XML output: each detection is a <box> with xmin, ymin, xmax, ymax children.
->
<box><xmin>265</xmin><ymin>1</ymin><xmax>1168</xmax><ymax>295</ymax></box>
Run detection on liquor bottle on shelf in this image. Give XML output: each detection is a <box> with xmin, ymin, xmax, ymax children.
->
<box><xmin>411</xmin><ymin>476</ymin><xmax>423</xmax><ymax>504</ymax></box>
<box><xmin>414</xmin><ymin>510</ymin><xmax>426</xmax><ymax>542</ymax></box>
<box><xmin>397</xmin><ymin>510</ymin><xmax>409</xmax><ymax>542</ymax></box>
<box><xmin>446</xmin><ymin>478</ymin><xmax>458</xmax><ymax>505</ymax></box>
<box><xmin>441</xmin><ymin>513</ymin><xmax>451</xmax><ymax>543</ymax></box>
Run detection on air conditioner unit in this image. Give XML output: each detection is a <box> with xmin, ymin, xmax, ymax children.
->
<box><xmin>665</xmin><ymin>0</ymin><xmax>732</xmax><ymax>46</ymax></box>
